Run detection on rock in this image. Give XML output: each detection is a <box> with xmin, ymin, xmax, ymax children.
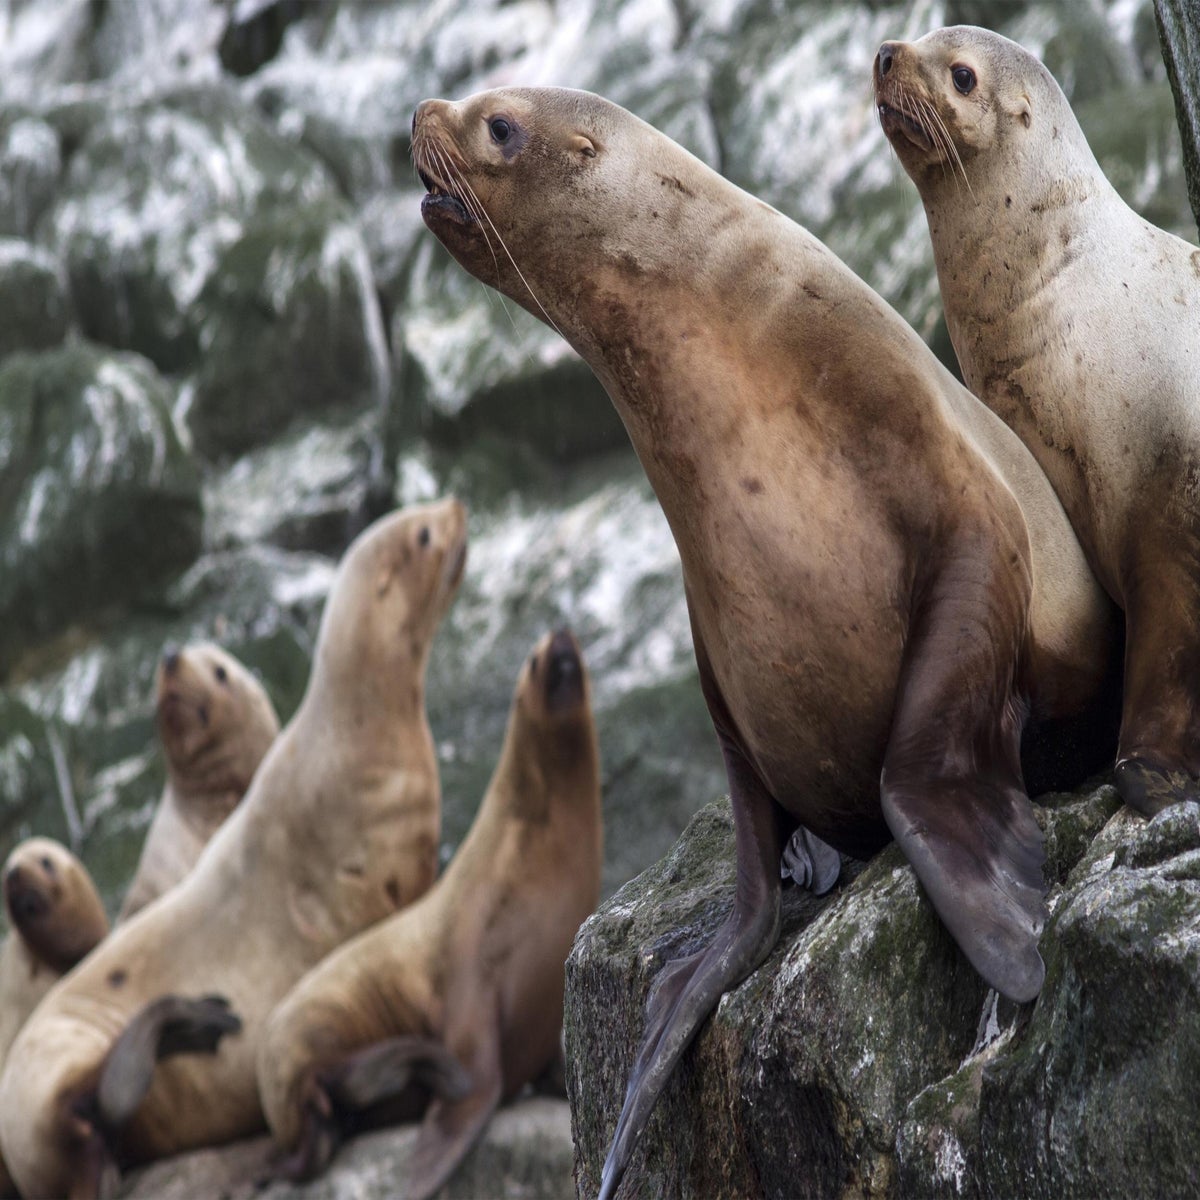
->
<box><xmin>117</xmin><ymin>1096</ymin><xmax>575</xmax><ymax>1199</ymax></box>
<box><xmin>44</xmin><ymin>84</ymin><xmax>339</xmax><ymax>372</ymax></box>
<box><xmin>0</xmin><ymin>342</ymin><xmax>202</xmax><ymax>680</ymax></box>
<box><xmin>203</xmin><ymin>414</ymin><xmax>377</xmax><ymax>554</ymax></box>
<box><xmin>0</xmin><ymin>693</ymin><xmax>66</xmax><ymax>853</ymax></box>
<box><xmin>0</xmin><ymin>112</ymin><xmax>62</xmax><ymax>239</ymax></box>
<box><xmin>978</xmin><ymin>802</ymin><xmax>1200</xmax><ymax>1199</ymax></box>
<box><xmin>396</xmin><ymin>238</ymin><xmax>626</xmax><ymax>462</ymax></box>
<box><xmin>0</xmin><ymin>239</ymin><xmax>71</xmax><ymax>358</ymax></box>
<box><xmin>1154</xmin><ymin>0</ymin><xmax>1200</xmax><ymax>233</ymax></box>
<box><xmin>188</xmin><ymin>201</ymin><xmax>389</xmax><ymax>460</ymax></box>
<box><xmin>0</xmin><ymin>0</ymin><xmax>96</xmax><ymax>101</ymax></box>
<box><xmin>567</xmin><ymin>783</ymin><xmax>1197</xmax><ymax>1199</ymax></box>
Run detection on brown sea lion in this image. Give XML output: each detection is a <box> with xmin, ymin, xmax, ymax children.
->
<box><xmin>118</xmin><ymin>643</ymin><xmax>279</xmax><ymax>922</ymax></box>
<box><xmin>873</xmin><ymin>24</ymin><xmax>1200</xmax><ymax>817</ymax></box>
<box><xmin>0</xmin><ymin>498</ymin><xmax>467</xmax><ymax>1199</ymax></box>
<box><xmin>257</xmin><ymin>629</ymin><xmax>602</xmax><ymax>1197</ymax></box>
<box><xmin>0</xmin><ymin>840</ymin><xmax>109</xmax><ymax>1197</ymax></box>
<box><xmin>411</xmin><ymin>86</ymin><xmax>1119</xmax><ymax>1198</ymax></box>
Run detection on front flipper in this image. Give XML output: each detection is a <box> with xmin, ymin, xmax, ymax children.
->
<box><xmin>95</xmin><ymin>994</ymin><xmax>241</xmax><ymax>1132</ymax></box>
<box><xmin>780</xmin><ymin>825</ymin><xmax>841</xmax><ymax>893</ymax></box>
<box><xmin>881</xmin><ymin>558</ymin><xmax>1046</xmax><ymax>1004</ymax></box>
<box><xmin>598</xmin><ymin>730</ymin><xmax>787</xmax><ymax>1200</ymax></box>
<box><xmin>1115</xmin><ymin>757</ymin><xmax>1200</xmax><ymax>818</ymax></box>
<box><xmin>403</xmin><ymin>1033</ymin><xmax>501</xmax><ymax>1200</ymax></box>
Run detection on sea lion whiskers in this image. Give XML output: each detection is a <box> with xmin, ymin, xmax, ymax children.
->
<box><xmin>426</xmin><ymin>145</ymin><xmax>532</xmax><ymax>342</ymax></box>
<box><xmin>917</xmin><ymin>91</ymin><xmax>972</xmax><ymax>196</ymax></box>
<box><xmin>412</xmin><ymin>122</ymin><xmax>564</xmax><ymax>340</ymax></box>
<box><xmin>455</xmin><ymin>175</ymin><xmax>565</xmax><ymax>341</ymax></box>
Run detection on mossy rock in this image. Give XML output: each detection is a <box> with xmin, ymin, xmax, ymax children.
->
<box><xmin>0</xmin><ymin>112</ymin><xmax>61</xmax><ymax>239</ymax></box>
<box><xmin>189</xmin><ymin>202</ymin><xmax>388</xmax><ymax>460</ymax></box>
<box><xmin>567</xmin><ymin>798</ymin><xmax>987</xmax><ymax>1199</ymax></box>
<box><xmin>978</xmin><ymin>803</ymin><xmax>1200</xmax><ymax>1199</ymax></box>
<box><xmin>0</xmin><ymin>342</ymin><xmax>202</xmax><ymax>679</ymax></box>
<box><xmin>45</xmin><ymin>84</ymin><xmax>339</xmax><ymax>372</ymax></box>
<box><xmin>0</xmin><ymin>239</ymin><xmax>71</xmax><ymax>358</ymax></box>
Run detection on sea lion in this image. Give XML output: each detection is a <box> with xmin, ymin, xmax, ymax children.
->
<box><xmin>257</xmin><ymin>628</ymin><xmax>602</xmax><ymax>1197</ymax></box>
<box><xmin>0</xmin><ymin>498</ymin><xmax>467</xmax><ymax>1200</ymax></box>
<box><xmin>118</xmin><ymin>643</ymin><xmax>280</xmax><ymax>921</ymax></box>
<box><xmin>412</xmin><ymin>87</ymin><xmax>1119</xmax><ymax>1198</ymax></box>
<box><xmin>873</xmin><ymin>24</ymin><xmax>1200</xmax><ymax>817</ymax></box>
<box><xmin>0</xmin><ymin>840</ymin><xmax>109</xmax><ymax>1198</ymax></box>
<box><xmin>0</xmin><ymin>838</ymin><xmax>109</xmax><ymax>1062</ymax></box>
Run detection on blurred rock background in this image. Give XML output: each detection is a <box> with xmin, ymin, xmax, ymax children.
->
<box><xmin>0</xmin><ymin>0</ymin><xmax>1194</xmax><ymax>914</ymax></box>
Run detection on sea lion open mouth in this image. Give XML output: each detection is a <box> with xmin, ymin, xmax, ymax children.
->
<box><xmin>876</xmin><ymin>100</ymin><xmax>934</xmax><ymax>152</ymax></box>
<box><xmin>416</xmin><ymin>165</ymin><xmax>473</xmax><ymax>225</ymax></box>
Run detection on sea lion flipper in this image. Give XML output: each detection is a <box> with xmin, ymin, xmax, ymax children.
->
<box><xmin>402</xmin><ymin>1040</ymin><xmax>500</xmax><ymax>1200</ymax></box>
<box><xmin>598</xmin><ymin>729</ymin><xmax>786</xmax><ymax>1200</ymax></box>
<box><xmin>880</xmin><ymin>573</ymin><xmax>1047</xmax><ymax>1004</ymax></box>
<box><xmin>95</xmin><ymin>993</ymin><xmax>242</xmax><ymax>1131</ymax></box>
<box><xmin>780</xmin><ymin>826</ymin><xmax>841</xmax><ymax>893</ymax></box>
<box><xmin>324</xmin><ymin>1035</ymin><xmax>472</xmax><ymax>1111</ymax></box>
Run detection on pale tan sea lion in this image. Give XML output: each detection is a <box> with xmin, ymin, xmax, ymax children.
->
<box><xmin>257</xmin><ymin>629</ymin><xmax>602</xmax><ymax>1198</ymax></box>
<box><xmin>118</xmin><ymin>643</ymin><xmax>280</xmax><ymax>922</ymax></box>
<box><xmin>0</xmin><ymin>498</ymin><xmax>467</xmax><ymax>1200</ymax></box>
<box><xmin>412</xmin><ymin>87</ymin><xmax>1120</xmax><ymax>1198</ymax></box>
<box><xmin>874</xmin><ymin>24</ymin><xmax>1200</xmax><ymax>817</ymax></box>
<box><xmin>0</xmin><ymin>839</ymin><xmax>109</xmax><ymax>1197</ymax></box>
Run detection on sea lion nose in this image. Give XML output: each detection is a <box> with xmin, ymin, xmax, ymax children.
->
<box><xmin>162</xmin><ymin>644</ymin><xmax>181</xmax><ymax>675</ymax></box>
<box><xmin>877</xmin><ymin>43</ymin><xmax>897</xmax><ymax>77</ymax></box>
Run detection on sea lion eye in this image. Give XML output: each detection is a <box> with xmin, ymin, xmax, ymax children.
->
<box><xmin>952</xmin><ymin>66</ymin><xmax>976</xmax><ymax>95</ymax></box>
<box><xmin>489</xmin><ymin>117</ymin><xmax>512</xmax><ymax>143</ymax></box>
<box><xmin>40</xmin><ymin>856</ymin><xmax>53</xmax><ymax>873</ymax></box>
<box><xmin>418</xmin><ymin>526</ymin><xmax>431</xmax><ymax>547</ymax></box>
<box><xmin>214</xmin><ymin>665</ymin><xmax>228</xmax><ymax>684</ymax></box>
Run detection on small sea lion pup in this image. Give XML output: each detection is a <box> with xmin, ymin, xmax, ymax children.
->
<box><xmin>874</xmin><ymin>25</ymin><xmax>1200</xmax><ymax>817</ymax></box>
<box><xmin>413</xmin><ymin>87</ymin><xmax>1120</xmax><ymax>1198</ymax></box>
<box><xmin>0</xmin><ymin>839</ymin><xmax>110</xmax><ymax>1197</ymax></box>
<box><xmin>118</xmin><ymin>643</ymin><xmax>280</xmax><ymax>921</ymax></box>
<box><xmin>258</xmin><ymin>629</ymin><xmax>603</xmax><ymax>1197</ymax></box>
<box><xmin>0</xmin><ymin>498</ymin><xmax>467</xmax><ymax>1200</ymax></box>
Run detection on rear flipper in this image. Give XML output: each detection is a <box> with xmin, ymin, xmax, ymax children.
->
<box><xmin>403</xmin><ymin>1034</ymin><xmax>500</xmax><ymax>1200</ymax></box>
<box><xmin>780</xmin><ymin>826</ymin><xmax>841</xmax><ymax>893</ymax></box>
<box><xmin>881</xmin><ymin>552</ymin><xmax>1047</xmax><ymax>1004</ymax></box>
<box><xmin>62</xmin><ymin>994</ymin><xmax>240</xmax><ymax>1199</ymax></box>
<box><xmin>95</xmin><ymin>994</ymin><xmax>241</xmax><ymax>1132</ymax></box>
<box><xmin>597</xmin><ymin>730</ymin><xmax>787</xmax><ymax>1200</ymax></box>
<box><xmin>326</xmin><ymin>1035</ymin><xmax>472</xmax><ymax>1112</ymax></box>
<box><xmin>267</xmin><ymin>1037</ymin><xmax>472</xmax><ymax>1184</ymax></box>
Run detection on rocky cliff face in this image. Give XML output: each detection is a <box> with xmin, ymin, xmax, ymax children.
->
<box><xmin>567</xmin><ymin>786</ymin><xmax>1200</xmax><ymax>1199</ymax></box>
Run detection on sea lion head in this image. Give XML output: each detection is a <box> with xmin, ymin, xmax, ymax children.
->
<box><xmin>313</xmin><ymin>497</ymin><xmax>467</xmax><ymax>700</ymax></box>
<box><xmin>155</xmin><ymin>642</ymin><xmax>280</xmax><ymax>797</ymax></box>
<box><xmin>412</xmin><ymin>87</ymin><xmax>726</xmax><ymax>340</ymax></box>
<box><xmin>2</xmin><ymin>838</ymin><xmax>108</xmax><ymax>973</ymax></box>
<box><xmin>521</xmin><ymin>629</ymin><xmax>591</xmax><ymax>725</ymax></box>
<box><xmin>504</xmin><ymin>629</ymin><xmax>600</xmax><ymax>820</ymax></box>
<box><xmin>872</xmin><ymin>26</ymin><xmax>1080</xmax><ymax>199</ymax></box>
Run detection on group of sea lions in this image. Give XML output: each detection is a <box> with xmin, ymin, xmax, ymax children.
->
<box><xmin>0</xmin><ymin>19</ymin><xmax>1193</xmax><ymax>1200</ymax></box>
<box><xmin>0</xmin><ymin>501</ymin><xmax>603</xmax><ymax>1198</ymax></box>
<box><xmin>413</xmin><ymin>20</ymin><xmax>1196</xmax><ymax>1200</ymax></box>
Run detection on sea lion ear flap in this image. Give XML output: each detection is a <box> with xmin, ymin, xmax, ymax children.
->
<box><xmin>570</xmin><ymin>133</ymin><xmax>597</xmax><ymax>158</ymax></box>
<box><xmin>1017</xmin><ymin>94</ymin><xmax>1032</xmax><ymax>129</ymax></box>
